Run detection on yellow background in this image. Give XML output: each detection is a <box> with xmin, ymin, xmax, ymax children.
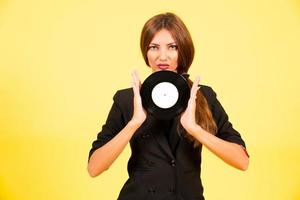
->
<box><xmin>1</xmin><ymin>0</ymin><xmax>300</xmax><ymax>199</ymax></box>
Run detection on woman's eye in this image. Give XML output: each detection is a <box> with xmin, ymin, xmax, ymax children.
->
<box><xmin>148</xmin><ymin>46</ymin><xmax>158</xmax><ymax>50</ymax></box>
<box><xmin>169</xmin><ymin>45</ymin><xmax>178</xmax><ymax>50</ymax></box>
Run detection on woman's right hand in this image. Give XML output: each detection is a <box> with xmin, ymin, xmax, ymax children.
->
<box><xmin>130</xmin><ymin>70</ymin><xmax>147</xmax><ymax>126</ymax></box>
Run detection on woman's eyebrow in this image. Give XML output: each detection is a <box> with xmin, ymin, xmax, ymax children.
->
<box><xmin>149</xmin><ymin>42</ymin><xmax>177</xmax><ymax>45</ymax></box>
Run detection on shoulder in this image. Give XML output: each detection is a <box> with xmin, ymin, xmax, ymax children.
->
<box><xmin>112</xmin><ymin>87</ymin><xmax>133</xmax><ymax>109</ymax></box>
<box><xmin>108</xmin><ymin>88</ymin><xmax>133</xmax><ymax>120</ymax></box>
<box><xmin>114</xmin><ymin>87</ymin><xmax>133</xmax><ymax>100</ymax></box>
<box><xmin>199</xmin><ymin>84</ymin><xmax>217</xmax><ymax>104</ymax></box>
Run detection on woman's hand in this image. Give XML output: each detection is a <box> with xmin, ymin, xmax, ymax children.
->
<box><xmin>180</xmin><ymin>76</ymin><xmax>202</xmax><ymax>134</ymax></box>
<box><xmin>130</xmin><ymin>70</ymin><xmax>147</xmax><ymax>126</ymax></box>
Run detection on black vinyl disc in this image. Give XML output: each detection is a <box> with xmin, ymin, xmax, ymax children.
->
<box><xmin>140</xmin><ymin>70</ymin><xmax>190</xmax><ymax>120</ymax></box>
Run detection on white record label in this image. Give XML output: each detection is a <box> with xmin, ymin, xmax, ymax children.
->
<box><xmin>151</xmin><ymin>82</ymin><xmax>179</xmax><ymax>109</ymax></box>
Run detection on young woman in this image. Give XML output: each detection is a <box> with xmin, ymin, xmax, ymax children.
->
<box><xmin>87</xmin><ymin>12</ymin><xmax>249</xmax><ymax>200</ymax></box>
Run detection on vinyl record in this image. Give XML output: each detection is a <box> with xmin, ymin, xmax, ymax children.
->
<box><xmin>140</xmin><ymin>70</ymin><xmax>190</xmax><ymax>120</ymax></box>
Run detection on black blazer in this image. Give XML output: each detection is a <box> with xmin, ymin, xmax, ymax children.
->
<box><xmin>88</xmin><ymin>85</ymin><xmax>246</xmax><ymax>200</ymax></box>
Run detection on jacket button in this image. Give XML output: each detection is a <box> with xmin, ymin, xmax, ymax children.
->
<box><xmin>141</xmin><ymin>133</ymin><xmax>151</xmax><ymax>139</ymax></box>
<box><xmin>169</xmin><ymin>187</ymin><xmax>176</xmax><ymax>193</ymax></box>
<box><xmin>148</xmin><ymin>188</ymin><xmax>156</xmax><ymax>193</ymax></box>
<box><xmin>171</xmin><ymin>159</ymin><xmax>176</xmax><ymax>167</ymax></box>
<box><xmin>147</xmin><ymin>160</ymin><xmax>155</xmax><ymax>166</ymax></box>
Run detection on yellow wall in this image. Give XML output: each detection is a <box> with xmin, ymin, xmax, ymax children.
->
<box><xmin>1</xmin><ymin>0</ymin><xmax>299</xmax><ymax>199</ymax></box>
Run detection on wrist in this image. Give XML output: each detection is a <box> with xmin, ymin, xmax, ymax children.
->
<box><xmin>128</xmin><ymin>119</ymin><xmax>143</xmax><ymax>128</ymax></box>
<box><xmin>187</xmin><ymin>124</ymin><xmax>204</xmax><ymax>137</ymax></box>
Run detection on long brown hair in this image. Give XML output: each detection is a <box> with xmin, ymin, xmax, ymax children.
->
<box><xmin>140</xmin><ymin>12</ymin><xmax>217</xmax><ymax>147</ymax></box>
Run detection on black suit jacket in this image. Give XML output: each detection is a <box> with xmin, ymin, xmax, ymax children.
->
<box><xmin>88</xmin><ymin>85</ymin><xmax>246</xmax><ymax>200</ymax></box>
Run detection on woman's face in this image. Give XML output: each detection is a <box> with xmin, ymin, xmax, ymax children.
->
<box><xmin>147</xmin><ymin>29</ymin><xmax>178</xmax><ymax>73</ymax></box>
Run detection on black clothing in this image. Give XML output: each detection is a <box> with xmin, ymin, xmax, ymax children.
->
<box><xmin>88</xmin><ymin>85</ymin><xmax>247</xmax><ymax>200</ymax></box>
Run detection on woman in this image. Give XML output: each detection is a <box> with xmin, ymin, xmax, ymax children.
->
<box><xmin>87</xmin><ymin>12</ymin><xmax>249</xmax><ymax>200</ymax></box>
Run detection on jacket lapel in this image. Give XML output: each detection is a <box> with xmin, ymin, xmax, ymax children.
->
<box><xmin>153</xmin><ymin>128</ymin><xmax>174</xmax><ymax>159</ymax></box>
<box><xmin>168</xmin><ymin>116</ymin><xmax>181</xmax><ymax>156</ymax></box>
<box><xmin>150</xmin><ymin>116</ymin><xmax>182</xmax><ymax>159</ymax></box>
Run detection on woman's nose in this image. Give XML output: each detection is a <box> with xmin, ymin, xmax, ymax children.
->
<box><xmin>159</xmin><ymin>49</ymin><xmax>168</xmax><ymax>61</ymax></box>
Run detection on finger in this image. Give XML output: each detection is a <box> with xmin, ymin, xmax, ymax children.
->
<box><xmin>133</xmin><ymin>70</ymin><xmax>142</xmax><ymax>88</ymax></box>
<box><xmin>132</xmin><ymin>70</ymin><xmax>139</xmax><ymax>81</ymax></box>
<box><xmin>188</xmin><ymin>96</ymin><xmax>196</xmax><ymax>108</ymax></box>
<box><xmin>132</xmin><ymin>70</ymin><xmax>141</xmax><ymax>89</ymax></box>
<box><xmin>132</xmin><ymin>70</ymin><xmax>138</xmax><ymax>85</ymax></box>
<box><xmin>192</xmin><ymin>76</ymin><xmax>201</xmax><ymax>91</ymax></box>
<box><xmin>194</xmin><ymin>76</ymin><xmax>201</xmax><ymax>87</ymax></box>
<box><xmin>132</xmin><ymin>70</ymin><xmax>142</xmax><ymax>99</ymax></box>
<box><xmin>131</xmin><ymin>71</ymin><xmax>138</xmax><ymax>96</ymax></box>
<box><xmin>190</xmin><ymin>76</ymin><xmax>201</xmax><ymax>99</ymax></box>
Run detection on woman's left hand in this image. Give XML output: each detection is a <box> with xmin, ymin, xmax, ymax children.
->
<box><xmin>180</xmin><ymin>76</ymin><xmax>201</xmax><ymax>134</ymax></box>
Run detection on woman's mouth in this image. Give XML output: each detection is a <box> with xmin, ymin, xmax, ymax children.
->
<box><xmin>157</xmin><ymin>64</ymin><xmax>169</xmax><ymax>70</ymax></box>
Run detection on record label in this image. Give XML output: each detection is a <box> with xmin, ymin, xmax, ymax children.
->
<box><xmin>151</xmin><ymin>82</ymin><xmax>179</xmax><ymax>109</ymax></box>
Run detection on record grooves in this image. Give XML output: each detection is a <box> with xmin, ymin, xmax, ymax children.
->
<box><xmin>140</xmin><ymin>70</ymin><xmax>190</xmax><ymax>120</ymax></box>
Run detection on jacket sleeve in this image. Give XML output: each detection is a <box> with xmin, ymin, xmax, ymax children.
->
<box><xmin>88</xmin><ymin>91</ymin><xmax>125</xmax><ymax>162</ymax></box>
<box><xmin>208</xmin><ymin>87</ymin><xmax>247</xmax><ymax>149</ymax></box>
